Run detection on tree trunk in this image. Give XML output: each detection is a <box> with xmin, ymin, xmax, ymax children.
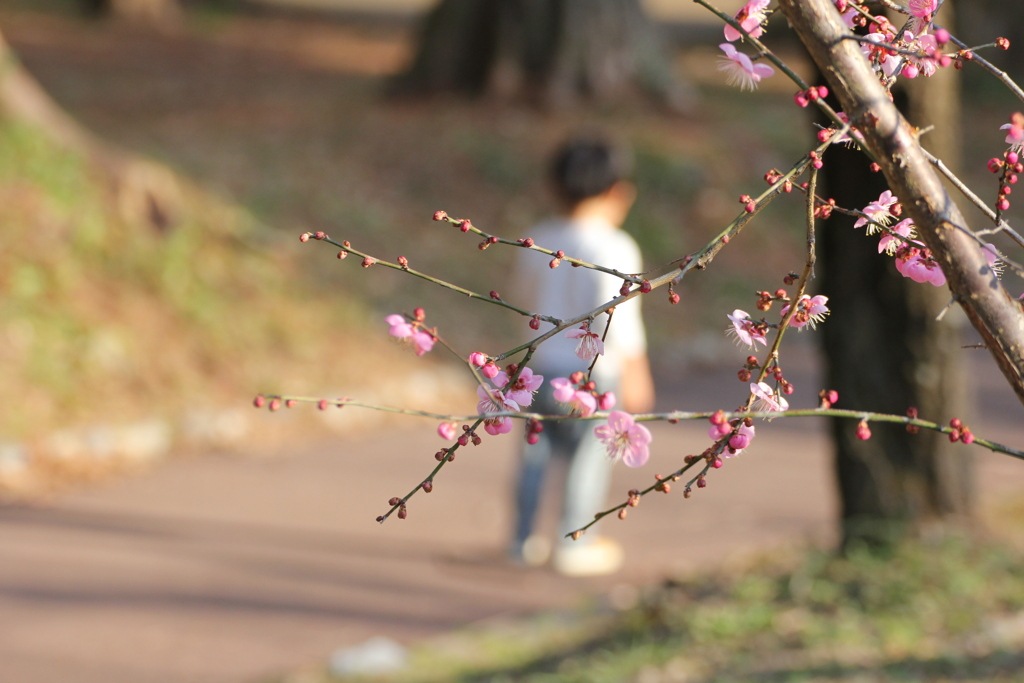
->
<box><xmin>817</xmin><ymin>4</ymin><xmax>973</xmax><ymax>548</ymax></box>
<box><xmin>394</xmin><ymin>0</ymin><xmax>693</xmax><ymax>110</ymax></box>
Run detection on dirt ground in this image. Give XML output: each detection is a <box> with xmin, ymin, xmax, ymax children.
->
<box><xmin>0</xmin><ymin>359</ymin><xmax>1022</xmax><ymax>683</ymax></box>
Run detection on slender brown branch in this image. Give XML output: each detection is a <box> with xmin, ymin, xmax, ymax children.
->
<box><xmin>937</xmin><ymin>26</ymin><xmax>1024</xmax><ymax>104</ymax></box>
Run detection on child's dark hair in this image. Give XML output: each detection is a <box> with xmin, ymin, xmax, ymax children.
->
<box><xmin>549</xmin><ymin>135</ymin><xmax>633</xmax><ymax>205</ymax></box>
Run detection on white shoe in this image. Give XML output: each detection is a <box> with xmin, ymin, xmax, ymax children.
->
<box><xmin>521</xmin><ymin>534</ymin><xmax>551</xmax><ymax>567</ymax></box>
<box><xmin>553</xmin><ymin>537</ymin><xmax>624</xmax><ymax>577</ymax></box>
<box><xmin>509</xmin><ymin>534</ymin><xmax>551</xmax><ymax>567</ymax></box>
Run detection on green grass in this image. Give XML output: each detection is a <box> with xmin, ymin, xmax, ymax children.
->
<box><xmin>307</xmin><ymin>537</ymin><xmax>1024</xmax><ymax>683</ymax></box>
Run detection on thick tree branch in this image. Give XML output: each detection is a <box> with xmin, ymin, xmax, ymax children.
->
<box><xmin>778</xmin><ymin>0</ymin><xmax>1024</xmax><ymax>407</ymax></box>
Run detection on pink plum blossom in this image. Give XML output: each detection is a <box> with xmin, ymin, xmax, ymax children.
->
<box><xmin>385</xmin><ymin>314</ymin><xmax>413</xmax><ymax>339</ymax></box>
<box><xmin>550</xmin><ymin>377</ymin><xmax>575</xmax><ymax>403</ymax></box>
<box><xmin>717</xmin><ymin>43</ymin><xmax>775</xmax><ymax>91</ymax></box>
<box><xmin>840</xmin><ymin>7</ymin><xmax>857</xmax><ymax>28</ymax></box>
<box><xmin>726</xmin><ymin>310</ymin><xmax>768</xmax><ymax>348</ymax></box>
<box><xmin>410</xmin><ymin>330</ymin><xmax>435</xmax><ymax>356</ymax></box>
<box><xmin>724</xmin><ymin>0</ymin><xmax>769</xmax><ymax>42</ymax></box>
<box><xmin>494</xmin><ymin>367</ymin><xmax>544</xmax><ymax>407</ymax></box>
<box><xmin>550</xmin><ymin>378</ymin><xmax>596</xmax><ymax>417</ymax></box>
<box><xmin>907</xmin><ymin>0</ymin><xmax>937</xmax><ymax>18</ymax></box>
<box><xmin>854</xmin><ymin>190</ymin><xmax>898</xmax><ymax>233</ymax></box>
<box><xmin>831</xmin><ymin>112</ymin><xmax>863</xmax><ymax>146</ymax></box>
<box><xmin>781</xmin><ymin>295</ymin><xmax>830</xmax><ymax>329</ymax></box>
<box><xmin>476</xmin><ymin>385</ymin><xmax>519</xmax><ymax>436</ymax></box>
<box><xmin>899</xmin><ymin>33</ymin><xmax>938</xmax><ymax>79</ymax></box>
<box><xmin>437</xmin><ymin>422</ymin><xmax>458</xmax><ymax>440</ymax></box>
<box><xmin>983</xmin><ymin>243</ymin><xmax>1004</xmax><ymax>277</ymax></box>
<box><xmin>468</xmin><ymin>352</ymin><xmax>488</xmax><ymax>367</ymax></box>
<box><xmin>706</xmin><ymin>422</ymin><xmax>755</xmax><ymax>456</ymax></box>
<box><xmin>728</xmin><ymin>424</ymin><xmax>756</xmax><ymax>454</ymax></box>
<box><xmin>594</xmin><ymin>411</ymin><xmax>653</xmax><ymax>468</ymax></box>
<box><xmin>878</xmin><ymin>218</ymin><xmax>915</xmax><ymax>255</ymax></box>
<box><xmin>385</xmin><ymin>313</ymin><xmax>435</xmax><ymax>356</ymax></box>
<box><xmin>566</xmin><ymin>324</ymin><xmax>604</xmax><ymax>361</ymax></box>
<box><xmin>567</xmin><ymin>391</ymin><xmax>597</xmax><ymax>417</ymax></box>
<box><xmin>750</xmin><ymin>382</ymin><xmax>789</xmax><ymax>413</ymax></box>
<box><xmin>481</xmin><ymin>362</ymin><xmax>500</xmax><ymax>379</ymax></box>
<box><xmin>895</xmin><ymin>250</ymin><xmax>946</xmax><ymax>286</ymax></box>
<box><xmin>1002</xmin><ymin>120</ymin><xmax>1024</xmax><ymax>150</ymax></box>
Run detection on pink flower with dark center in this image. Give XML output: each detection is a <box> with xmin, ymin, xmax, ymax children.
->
<box><xmin>718</xmin><ymin>43</ymin><xmax>775</xmax><ymax>91</ymax></box>
<box><xmin>726</xmin><ymin>310</ymin><xmax>768</xmax><ymax>348</ymax></box>
<box><xmin>781</xmin><ymin>294</ymin><xmax>830</xmax><ymax>329</ymax></box>
<box><xmin>594</xmin><ymin>411</ymin><xmax>653</xmax><ymax>468</ymax></box>
<box><xmin>854</xmin><ymin>190</ymin><xmax>898</xmax><ymax>233</ymax></box>
<box><xmin>750</xmin><ymin>382</ymin><xmax>789</xmax><ymax>413</ymax></box>
<box><xmin>895</xmin><ymin>250</ymin><xmax>946</xmax><ymax>286</ymax></box>
<box><xmin>437</xmin><ymin>422</ymin><xmax>458</xmax><ymax>440</ymax></box>
<box><xmin>878</xmin><ymin>218</ymin><xmax>916</xmax><ymax>255</ymax></box>
<box><xmin>476</xmin><ymin>385</ymin><xmax>519</xmax><ymax>436</ymax></box>
<box><xmin>907</xmin><ymin>0</ymin><xmax>937</xmax><ymax>18</ymax></box>
<box><xmin>566</xmin><ymin>324</ymin><xmax>604</xmax><ymax>361</ymax></box>
<box><xmin>724</xmin><ymin>0</ymin><xmax>769</xmax><ymax>42</ymax></box>
<box><xmin>494</xmin><ymin>367</ymin><xmax>545</xmax><ymax>407</ymax></box>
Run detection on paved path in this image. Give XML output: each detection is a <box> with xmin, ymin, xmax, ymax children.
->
<box><xmin>1</xmin><ymin>364</ymin><xmax>1022</xmax><ymax>683</ymax></box>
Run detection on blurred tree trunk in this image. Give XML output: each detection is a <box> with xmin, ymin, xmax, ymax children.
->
<box><xmin>820</xmin><ymin>3</ymin><xmax>972</xmax><ymax>550</ymax></box>
<box><xmin>394</xmin><ymin>0</ymin><xmax>692</xmax><ymax>110</ymax></box>
<box><xmin>82</xmin><ymin>0</ymin><xmax>181</xmax><ymax>24</ymax></box>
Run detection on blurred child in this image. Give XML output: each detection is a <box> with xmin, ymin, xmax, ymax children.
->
<box><xmin>510</xmin><ymin>134</ymin><xmax>654</xmax><ymax>576</ymax></box>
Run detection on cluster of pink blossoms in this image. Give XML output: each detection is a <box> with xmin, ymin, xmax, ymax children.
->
<box><xmin>551</xmin><ymin>374</ymin><xmax>615</xmax><ymax>417</ymax></box>
<box><xmin>473</xmin><ymin>363</ymin><xmax>544</xmax><ymax>436</ymax></box>
<box><xmin>716</xmin><ymin>0</ymin><xmax>774</xmax><ymax>91</ymax></box>
<box><xmin>853</xmin><ymin>190</ymin><xmax>1002</xmax><ymax>288</ymax></box>
<box><xmin>707</xmin><ymin>419</ymin><xmax>756</xmax><ymax>458</ymax></box>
